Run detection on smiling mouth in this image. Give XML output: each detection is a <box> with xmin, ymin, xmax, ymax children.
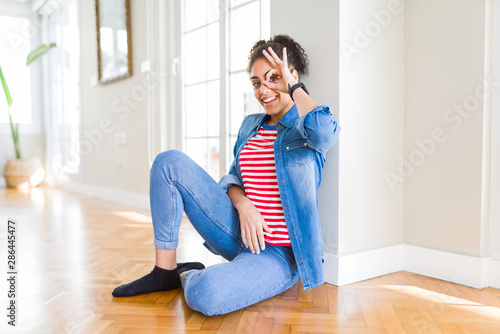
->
<box><xmin>263</xmin><ymin>96</ymin><xmax>277</xmax><ymax>106</ymax></box>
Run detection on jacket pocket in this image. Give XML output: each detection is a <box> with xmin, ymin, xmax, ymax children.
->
<box><xmin>283</xmin><ymin>138</ymin><xmax>315</xmax><ymax>167</ymax></box>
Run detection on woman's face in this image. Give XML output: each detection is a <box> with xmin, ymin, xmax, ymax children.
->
<box><xmin>250</xmin><ymin>58</ymin><xmax>294</xmax><ymax>123</ymax></box>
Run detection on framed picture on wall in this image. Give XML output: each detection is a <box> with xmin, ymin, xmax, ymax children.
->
<box><xmin>95</xmin><ymin>0</ymin><xmax>132</xmax><ymax>84</ymax></box>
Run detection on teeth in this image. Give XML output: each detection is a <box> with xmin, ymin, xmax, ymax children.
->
<box><xmin>263</xmin><ymin>96</ymin><xmax>277</xmax><ymax>103</ymax></box>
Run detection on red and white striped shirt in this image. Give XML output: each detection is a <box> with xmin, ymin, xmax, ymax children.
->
<box><xmin>239</xmin><ymin>124</ymin><xmax>291</xmax><ymax>246</ymax></box>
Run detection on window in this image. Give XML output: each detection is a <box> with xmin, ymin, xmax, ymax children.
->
<box><xmin>44</xmin><ymin>0</ymin><xmax>81</xmax><ymax>176</ymax></box>
<box><xmin>0</xmin><ymin>15</ymin><xmax>36</xmax><ymax>130</ymax></box>
<box><xmin>181</xmin><ymin>0</ymin><xmax>269</xmax><ymax>180</ymax></box>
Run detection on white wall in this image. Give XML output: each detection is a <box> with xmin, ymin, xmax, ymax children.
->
<box><xmin>489</xmin><ymin>0</ymin><xmax>500</xmax><ymax>261</ymax></box>
<box><xmin>78</xmin><ymin>0</ymin><xmax>152</xmax><ymax>196</ymax></box>
<box><xmin>270</xmin><ymin>0</ymin><xmax>341</xmax><ymax>255</ymax></box>
<box><xmin>271</xmin><ymin>0</ymin><xmax>403</xmax><ymax>259</ymax></box>
<box><xmin>0</xmin><ymin>0</ymin><xmax>31</xmax><ymax>15</ymax></box>
<box><xmin>403</xmin><ymin>0</ymin><xmax>486</xmax><ymax>257</ymax></box>
<box><xmin>338</xmin><ymin>0</ymin><xmax>404</xmax><ymax>256</ymax></box>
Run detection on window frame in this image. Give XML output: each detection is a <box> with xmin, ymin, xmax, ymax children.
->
<box><xmin>39</xmin><ymin>0</ymin><xmax>82</xmax><ymax>180</ymax></box>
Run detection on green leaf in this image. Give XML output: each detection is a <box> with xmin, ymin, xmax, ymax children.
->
<box><xmin>26</xmin><ymin>42</ymin><xmax>57</xmax><ymax>66</ymax></box>
<box><xmin>0</xmin><ymin>65</ymin><xmax>13</xmax><ymax>108</ymax></box>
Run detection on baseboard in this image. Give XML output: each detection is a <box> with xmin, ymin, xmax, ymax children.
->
<box><xmin>323</xmin><ymin>252</ymin><xmax>340</xmax><ymax>286</ymax></box>
<box><xmin>324</xmin><ymin>244</ymin><xmax>403</xmax><ymax>286</ymax></box>
<box><xmin>403</xmin><ymin>244</ymin><xmax>491</xmax><ymax>289</ymax></box>
<box><xmin>324</xmin><ymin>244</ymin><xmax>495</xmax><ymax>289</ymax></box>
<box><xmin>489</xmin><ymin>258</ymin><xmax>500</xmax><ymax>289</ymax></box>
<box><xmin>54</xmin><ymin>180</ymin><xmax>150</xmax><ymax>210</ymax></box>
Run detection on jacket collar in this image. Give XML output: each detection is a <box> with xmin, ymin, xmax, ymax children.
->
<box><xmin>277</xmin><ymin>104</ymin><xmax>299</xmax><ymax>128</ymax></box>
<box><xmin>251</xmin><ymin>105</ymin><xmax>298</xmax><ymax>131</ymax></box>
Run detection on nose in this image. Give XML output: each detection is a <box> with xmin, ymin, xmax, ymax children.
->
<box><xmin>260</xmin><ymin>83</ymin><xmax>270</xmax><ymax>96</ymax></box>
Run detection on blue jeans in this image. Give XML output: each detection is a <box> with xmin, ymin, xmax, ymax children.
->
<box><xmin>150</xmin><ymin>150</ymin><xmax>299</xmax><ymax>316</ymax></box>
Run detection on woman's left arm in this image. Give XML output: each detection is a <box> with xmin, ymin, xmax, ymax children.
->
<box><xmin>262</xmin><ymin>47</ymin><xmax>340</xmax><ymax>154</ymax></box>
<box><xmin>290</xmin><ymin>85</ymin><xmax>319</xmax><ymax>118</ymax></box>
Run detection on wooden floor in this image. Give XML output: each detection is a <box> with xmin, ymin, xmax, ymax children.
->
<box><xmin>1</xmin><ymin>186</ymin><xmax>500</xmax><ymax>334</ymax></box>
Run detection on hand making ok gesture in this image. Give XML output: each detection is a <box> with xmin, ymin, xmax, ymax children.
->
<box><xmin>261</xmin><ymin>47</ymin><xmax>299</xmax><ymax>94</ymax></box>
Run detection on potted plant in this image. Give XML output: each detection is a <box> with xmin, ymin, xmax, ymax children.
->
<box><xmin>1</xmin><ymin>43</ymin><xmax>56</xmax><ymax>188</ymax></box>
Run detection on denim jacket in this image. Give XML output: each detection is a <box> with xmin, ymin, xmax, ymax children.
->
<box><xmin>218</xmin><ymin>104</ymin><xmax>340</xmax><ymax>290</ymax></box>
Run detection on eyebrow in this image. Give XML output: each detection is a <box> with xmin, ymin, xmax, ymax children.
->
<box><xmin>250</xmin><ymin>69</ymin><xmax>272</xmax><ymax>80</ymax></box>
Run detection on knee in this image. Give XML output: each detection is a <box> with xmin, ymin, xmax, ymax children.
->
<box><xmin>151</xmin><ymin>150</ymin><xmax>187</xmax><ymax>176</ymax></box>
<box><xmin>183</xmin><ymin>275</ymin><xmax>227</xmax><ymax>316</ymax></box>
<box><xmin>153</xmin><ymin>150</ymin><xmax>186</xmax><ymax>168</ymax></box>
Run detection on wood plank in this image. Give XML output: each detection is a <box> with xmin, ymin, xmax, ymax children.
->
<box><xmin>201</xmin><ymin>315</ymin><xmax>225</xmax><ymax>330</ymax></box>
<box><xmin>272</xmin><ymin>324</ymin><xmax>291</xmax><ymax>334</ymax></box>
<box><xmin>298</xmin><ymin>282</ymin><xmax>313</xmax><ymax>303</ymax></box>
<box><xmin>312</xmin><ymin>284</ymin><xmax>329</xmax><ymax>309</ymax></box>
<box><xmin>216</xmin><ymin>310</ymin><xmax>244</xmax><ymax>334</ymax></box>
<box><xmin>235</xmin><ymin>311</ymin><xmax>259</xmax><ymax>334</ymax></box>
<box><xmin>436</xmin><ymin>322</ymin><xmax>463</xmax><ymax>334</ymax></box>
<box><xmin>376</xmin><ymin>303</ymin><xmax>404</xmax><ymax>334</ymax></box>
<box><xmin>253</xmin><ymin>316</ymin><xmax>274</xmax><ymax>334</ymax></box>
<box><xmin>358</xmin><ymin>298</ymin><xmax>384</xmax><ymax>329</ymax></box>
<box><xmin>341</xmin><ymin>293</ymin><xmax>365</xmax><ymax>321</ymax></box>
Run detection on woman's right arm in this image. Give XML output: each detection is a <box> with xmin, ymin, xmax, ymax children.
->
<box><xmin>227</xmin><ymin>185</ymin><xmax>271</xmax><ymax>255</ymax></box>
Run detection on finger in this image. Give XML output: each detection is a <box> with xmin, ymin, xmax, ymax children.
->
<box><xmin>268</xmin><ymin>47</ymin><xmax>283</xmax><ymax>65</ymax></box>
<box><xmin>261</xmin><ymin>80</ymin><xmax>278</xmax><ymax>91</ymax></box>
<box><xmin>254</xmin><ymin>232</ymin><xmax>261</xmax><ymax>254</ymax></box>
<box><xmin>262</xmin><ymin>220</ymin><xmax>272</xmax><ymax>234</ymax></box>
<box><xmin>250</xmin><ymin>229</ymin><xmax>260</xmax><ymax>254</ymax></box>
<box><xmin>265</xmin><ymin>68</ymin><xmax>278</xmax><ymax>82</ymax></box>
<box><xmin>245</xmin><ymin>227</ymin><xmax>255</xmax><ymax>253</ymax></box>
<box><xmin>260</xmin><ymin>81</ymin><xmax>278</xmax><ymax>89</ymax></box>
<box><xmin>241</xmin><ymin>228</ymin><xmax>248</xmax><ymax>248</ymax></box>
<box><xmin>282</xmin><ymin>47</ymin><xmax>288</xmax><ymax>67</ymax></box>
<box><xmin>258</xmin><ymin>228</ymin><xmax>266</xmax><ymax>251</ymax></box>
<box><xmin>262</xmin><ymin>49</ymin><xmax>277</xmax><ymax>66</ymax></box>
<box><xmin>246</xmin><ymin>228</ymin><xmax>255</xmax><ymax>253</ymax></box>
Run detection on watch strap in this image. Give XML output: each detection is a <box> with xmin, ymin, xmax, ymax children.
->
<box><xmin>288</xmin><ymin>82</ymin><xmax>309</xmax><ymax>101</ymax></box>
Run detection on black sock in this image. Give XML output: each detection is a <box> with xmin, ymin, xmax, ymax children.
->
<box><xmin>112</xmin><ymin>266</ymin><xmax>180</xmax><ymax>297</ymax></box>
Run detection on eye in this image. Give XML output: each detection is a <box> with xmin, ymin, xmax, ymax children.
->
<box><xmin>269</xmin><ymin>76</ymin><xmax>278</xmax><ymax>82</ymax></box>
<box><xmin>252</xmin><ymin>81</ymin><xmax>260</xmax><ymax>88</ymax></box>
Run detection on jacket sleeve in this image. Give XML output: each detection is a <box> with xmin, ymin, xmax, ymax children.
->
<box><xmin>218</xmin><ymin>118</ymin><xmax>246</xmax><ymax>192</ymax></box>
<box><xmin>296</xmin><ymin>104</ymin><xmax>340</xmax><ymax>155</ymax></box>
<box><xmin>218</xmin><ymin>158</ymin><xmax>243</xmax><ymax>192</ymax></box>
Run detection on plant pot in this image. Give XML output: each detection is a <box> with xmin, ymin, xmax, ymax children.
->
<box><xmin>3</xmin><ymin>157</ymin><xmax>45</xmax><ymax>189</ymax></box>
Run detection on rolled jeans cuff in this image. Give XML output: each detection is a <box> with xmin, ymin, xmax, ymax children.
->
<box><xmin>154</xmin><ymin>239</ymin><xmax>178</xmax><ymax>250</ymax></box>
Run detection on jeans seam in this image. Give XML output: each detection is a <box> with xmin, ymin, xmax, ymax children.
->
<box><xmin>169</xmin><ymin>179</ymin><xmax>176</xmax><ymax>242</ymax></box>
<box><xmin>152</xmin><ymin>179</ymin><xmax>180</xmax><ymax>247</ymax></box>
<box><xmin>172</xmin><ymin>177</ymin><xmax>242</xmax><ymax>247</ymax></box>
